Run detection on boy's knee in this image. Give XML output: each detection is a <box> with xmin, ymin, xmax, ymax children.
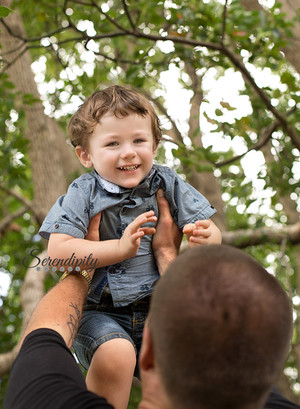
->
<box><xmin>91</xmin><ymin>338</ymin><xmax>136</xmax><ymax>379</ymax></box>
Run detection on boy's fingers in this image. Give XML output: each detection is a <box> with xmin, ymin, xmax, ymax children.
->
<box><xmin>195</xmin><ymin>219</ymin><xmax>210</xmax><ymax>228</ymax></box>
<box><xmin>189</xmin><ymin>236</ymin><xmax>209</xmax><ymax>244</ymax></box>
<box><xmin>140</xmin><ymin>227</ymin><xmax>156</xmax><ymax>236</ymax></box>
<box><xmin>182</xmin><ymin>223</ymin><xmax>195</xmax><ymax>234</ymax></box>
<box><xmin>193</xmin><ymin>229</ymin><xmax>210</xmax><ymax>238</ymax></box>
<box><xmin>129</xmin><ymin>211</ymin><xmax>157</xmax><ymax>232</ymax></box>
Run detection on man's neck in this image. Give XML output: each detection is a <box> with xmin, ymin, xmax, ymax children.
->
<box><xmin>138</xmin><ymin>372</ymin><xmax>173</xmax><ymax>409</ymax></box>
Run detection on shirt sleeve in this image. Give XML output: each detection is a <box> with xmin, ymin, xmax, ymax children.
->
<box><xmin>161</xmin><ymin>167</ymin><xmax>216</xmax><ymax>230</ymax></box>
<box><xmin>3</xmin><ymin>329</ymin><xmax>114</xmax><ymax>409</ymax></box>
<box><xmin>39</xmin><ymin>178</ymin><xmax>93</xmax><ymax>240</ymax></box>
<box><xmin>263</xmin><ymin>386</ymin><xmax>300</xmax><ymax>409</ymax></box>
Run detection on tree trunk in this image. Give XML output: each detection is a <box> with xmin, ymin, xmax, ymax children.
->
<box><xmin>0</xmin><ymin>0</ymin><xmax>81</xmax><ymax>223</ymax></box>
<box><xmin>185</xmin><ymin>62</ymin><xmax>227</xmax><ymax>231</ymax></box>
<box><xmin>0</xmin><ymin>0</ymin><xmax>82</xmax><ymax>376</ymax></box>
<box><xmin>0</xmin><ymin>251</ymin><xmax>49</xmax><ymax>377</ymax></box>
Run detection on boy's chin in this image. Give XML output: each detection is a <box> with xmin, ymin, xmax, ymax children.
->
<box><xmin>119</xmin><ymin>181</ymin><xmax>140</xmax><ymax>189</ymax></box>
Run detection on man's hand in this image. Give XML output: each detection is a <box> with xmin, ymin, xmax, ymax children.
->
<box><xmin>86</xmin><ymin>212</ymin><xmax>101</xmax><ymax>241</ymax></box>
<box><xmin>84</xmin><ymin>213</ymin><xmax>102</xmax><ymax>279</ymax></box>
<box><xmin>152</xmin><ymin>189</ymin><xmax>182</xmax><ymax>275</ymax></box>
<box><xmin>183</xmin><ymin>219</ymin><xmax>222</xmax><ymax>248</ymax></box>
<box><xmin>119</xmin><ymin>211</ymin><xmax>157</xmax><ymax>259</ymax></box>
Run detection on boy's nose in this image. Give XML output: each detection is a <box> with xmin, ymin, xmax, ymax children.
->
<box><xmin>120</xmin><ymin>145</ymin><xmax>136</xmax><ymax>159</ymax></box>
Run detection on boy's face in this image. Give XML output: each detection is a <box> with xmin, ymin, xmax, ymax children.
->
<box><xmin>76</xmin><ymin>113</ymin><xmax>157</xmax><ymax>189</ymax></box>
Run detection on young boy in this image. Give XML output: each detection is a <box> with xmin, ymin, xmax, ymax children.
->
<box><xmin>39</xmin><ymin>85</ymin><xmax>222</xmax><ymax>409</ymax></box>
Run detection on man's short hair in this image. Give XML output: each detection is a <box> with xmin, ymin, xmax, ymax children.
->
<box><xmin>149</xmin><ymin>245</ymin><xmax>292</xmax><ymax>409</ymax></box>
<box><xmin>68</xmin><ymin>85</ymin><xmax>162</xmax><ymax>150</ymax></box>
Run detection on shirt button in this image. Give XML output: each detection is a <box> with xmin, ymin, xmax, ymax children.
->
<box><xmin>55</xmin><ymin>224</ymin><xmax>59</xmax><ymax>229</ymax></box>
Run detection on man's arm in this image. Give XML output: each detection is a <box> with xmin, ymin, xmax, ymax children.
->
<box><xmin>152</xmin><ymin>189</ymin><xmax>182</xmax><ymax>275</ymax></box>
<box><xmin>21</xmin><ymin>273</ymin><xmax>90</xmax><ymax>349</ymax></box>
<box><xmin>20</xmin><ymin>213</ymin><xmax>102</xmax><ymax>349</ymax></box>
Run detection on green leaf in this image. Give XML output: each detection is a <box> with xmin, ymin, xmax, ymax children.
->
<box><xmin>0</xmin><ymin>6</ymin><xmax>13</xmax><ymax>18</ymax></box>
<box><xmin>220</xmin><ymin>101</ymin><xmax>237</xmax><ymax>111</ymax></box>
<box><xmin>22</xmin><ymin>93</ymin><xmax>41</xmax><ymax>106</ymax></box>
<box><xmin>280</xmin><ymin>72</ymin><xmax>295</xmax><ymax>86</ymax></box>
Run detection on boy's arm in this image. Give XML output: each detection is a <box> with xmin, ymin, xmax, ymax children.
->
<box><xmin>47</xmin><ymin>211</ymin><xmax>157</xmax><ymax>271</ymax></box>
<box><xmin>183</xmin><ymin>218</ymin><xmax>222</xmax><ymax>247</ymax></box>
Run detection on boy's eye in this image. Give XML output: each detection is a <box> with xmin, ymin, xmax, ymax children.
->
<box><xmin>106</xmin><ymin>141</ymin><xmax>118</xmax><ymax>147</ymax></box>
<box><xmin>134</xmin><ymin>138</ymin><xmax>145</xmax><ymax>143</ymax></box>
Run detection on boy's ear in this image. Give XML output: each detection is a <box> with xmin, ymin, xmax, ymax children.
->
<box><xmin>75</xmin><ymin>146</ymin><xmax>93</xmax><ymax>168</ymax></box>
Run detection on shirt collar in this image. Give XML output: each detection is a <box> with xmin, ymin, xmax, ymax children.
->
<box><xmin>91</xmin><ymin>167</ymin><xmax>157</xmax><ymax>195</ymax></box>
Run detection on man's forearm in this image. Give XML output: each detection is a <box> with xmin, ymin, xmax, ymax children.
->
<box><xmin>155</xmin><ymin>249</ymin><xmax>178</xmax><ymax>276</ymax></box>
<box><xmin>20</xmin><ymin>273</ymin><xmax>89</xmax><ymax>349</ymax></box>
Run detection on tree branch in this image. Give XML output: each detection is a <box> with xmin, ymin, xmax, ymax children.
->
<box><xmin>222</xmin><ymin>221</ymin><xmax>300</xmax><ymax>248</ymax></box>
<box><xmin>0</xmin><ymin>185</ymin><xmax>41</xmax><ymax>224</ymax></box>
<box><xmin>89</xmin><ymin>0</ymin><xmax>134</xmax><ymax>34</ymax></box>
<box><xmin>122</xmin><ymin>0</ymin><xmax>136</xmax><ymax>31</ymax></box>
<box><xmin>0</xmin><ymin>206</ymin><xmax>26</xmax><ymax>234</ymax></box>
<box><xmin>220</xmin><ymin>0</ymin><xmax>229</xmax><ymax>46</ymax></box>
<box><xmin>0</xmin><ymin>18</ymin><xmax>69</xmax><ymax>43</ymax></box>
<box><xmin>1</xmin><ymin>3</ymin><xmax>299</xmax><ymax>148</ymax></box>
<box><xmin>215</xmin><ymin>119</ymin><xmax>279</xmax><ymax>167</ymax></box>
<box><xmin>140</xmin><ymin>89</ymin><xmax>184</xmax><ymax>145</ymax></box>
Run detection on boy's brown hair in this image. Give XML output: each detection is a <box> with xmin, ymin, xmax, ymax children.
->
<box><xmin>68</xmin><ymin>85</ymin><xmax>162</xmax><ymax>150</ymax></box>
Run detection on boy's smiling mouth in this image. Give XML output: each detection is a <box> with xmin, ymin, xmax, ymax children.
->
<box><xmin>118</xmin><ymin>165</ymin><xmax>140</xmax><ymax>171</ymax></box>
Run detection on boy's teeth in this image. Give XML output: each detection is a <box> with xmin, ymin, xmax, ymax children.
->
<box><xmin>119</xmin><ymin>165</ymin><xmax>138</xmax><ymax>171</ymax></box>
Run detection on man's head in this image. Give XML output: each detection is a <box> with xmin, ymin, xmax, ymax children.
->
<box><xmin>69</xmin><ymin>85</ymin><xmax>161</xmax><ymax>188</ymax></box>
<box><xmin>144</xmin><ymin>245</ymin><xmax>292</xmax><ymax>409</ymax></box>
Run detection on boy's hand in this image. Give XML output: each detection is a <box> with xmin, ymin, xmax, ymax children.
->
<box><xmin>119</xmin><ymin>211</ymin><xmax>157</xmax><ymax>259</ymax></box>
<box><xmin>183</xmin><ymin>219</ymin><xmax>214</xmax><ymax>248</ymax></box>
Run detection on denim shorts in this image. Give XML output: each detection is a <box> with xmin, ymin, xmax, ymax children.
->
<box><xmin>73</xmin><ymin>291</ymin><xmax>150</xmax><ymax>376</ymax></box>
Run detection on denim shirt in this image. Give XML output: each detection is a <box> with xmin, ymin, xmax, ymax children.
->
<box><xmin>39</xmin><ymin>164</ymin><xmax>216</xmax><ymax>307</ymax></box>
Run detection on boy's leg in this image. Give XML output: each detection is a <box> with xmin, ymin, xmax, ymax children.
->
<box><xmin>86</xmin><ymin>338</ymin><xmax>136</xmax><ymax>409</ymax></box>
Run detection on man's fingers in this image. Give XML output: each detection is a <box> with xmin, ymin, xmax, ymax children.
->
<box><xmin>156</xmin><ymin>189</ymin><xmax>171</xmax><ymax>217</ymax></box>
<box><xmin>86</xmin><ymin>212</ymin><xmax>101</xmax><ymax>241</ymax></box>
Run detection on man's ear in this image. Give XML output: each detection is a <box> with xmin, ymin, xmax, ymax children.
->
<box><xmin>139</xmin><ymin>325</ymin><xmax>155</xmax><ymax>371</ymax></box>
<box><xmin>75</xmin><ymin>145</ymin><xmax>93</xmax><ymax>168</ymax></box>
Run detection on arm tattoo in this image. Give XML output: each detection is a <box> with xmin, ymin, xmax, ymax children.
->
<box><xmin>67</xmin><ymin>302</ymin><xmax>81</xmax><ymax>347</ymax></box>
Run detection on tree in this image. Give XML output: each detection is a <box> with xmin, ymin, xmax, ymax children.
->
<box><xmin>0</xmin><ymin>0</ymin><xmax>299</xmax><ymax>405</ymax></box>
